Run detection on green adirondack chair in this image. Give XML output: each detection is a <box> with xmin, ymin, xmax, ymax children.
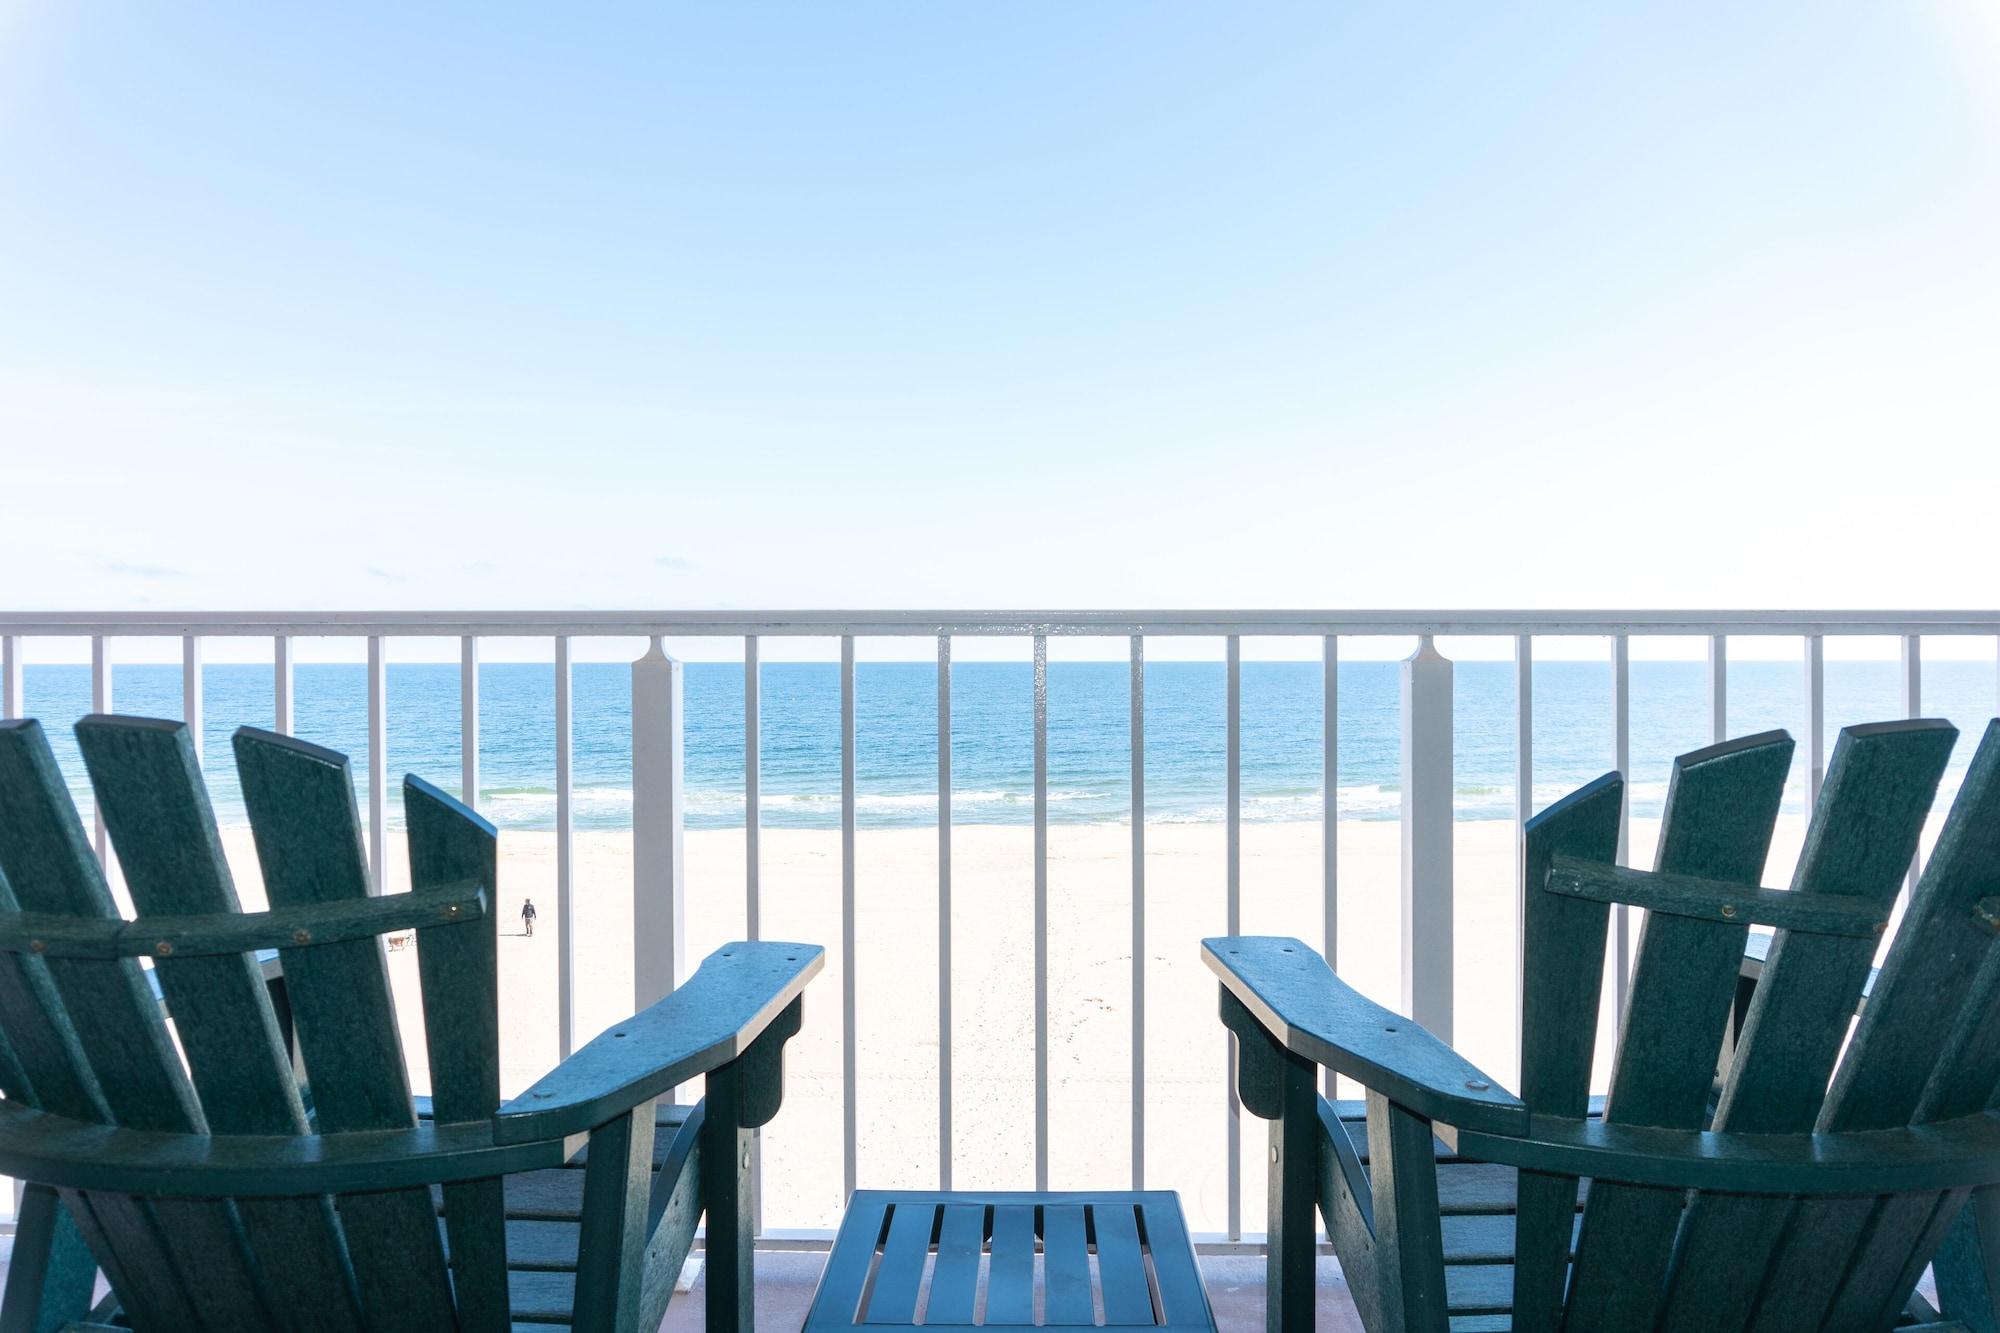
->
<box><xmin>1210</xmin><ymin>718</ymin><xmax>2000</xmax><ymax>1332</ymax></box>
<box><xmin>0</xmin><ymin>714</ymin><xmax>824</xmax><ymax>1333</ymax></box>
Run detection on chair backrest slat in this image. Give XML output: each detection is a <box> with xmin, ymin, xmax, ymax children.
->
<box><xmin>77</xmin><ymin>715</ymin><xmax>366</xmax><ymax>1324</ymax></box>
<box><xmin>1776</xmin><ymin>721</ymin><xmax>2000</xmax><ymax>1329</ymax></box>
<box><xmin>1509</xmin><ymin>772</ymin><xmax>1622</xmax><ymax>1333</ymax></box>
<box><xmin>0</xmin><ymin>719</ymin><xmax>271</xmax><ymax>1328</ymax></box>
<box><xmin>233</xmin><ymin>726</ymin><xmax>458</xmax><ymax>1328</ymax></box>
<box><xmin>1561</xmin><ymin>730</ymin><xmax>1792</xmax><ymax>1329</ymax></box>
<box><xmin>406</xmin><ymin>772</ymin><xmax>511</xmax><ymax>1329</ymax></box>
<box><xmin>1653</xmin><ymin>719</ymin><xmax>1956</xmax><ymax>1332</ymax></box>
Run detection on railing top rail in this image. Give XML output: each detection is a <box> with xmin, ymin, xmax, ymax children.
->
<box><xmin>2</xmin><ymin>610</ymin><xmax>1999</xmax><ymax>638</ymax></box>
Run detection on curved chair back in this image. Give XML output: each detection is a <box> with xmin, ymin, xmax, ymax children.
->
<box><xmin>0</xmin><ymin>715</ymin><xmax>502</xmax><ymax>1329</ymax></box>
<box><xmin>1511</xmin><ymin>717</ymin><xmax>2000</xmax><ymax>1331</ymax></box>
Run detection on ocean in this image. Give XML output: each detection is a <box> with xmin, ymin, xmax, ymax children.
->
<box><xmin>15</xmin><ymin>659</ymin><xmax>1998</xmax><ymax>832</ymax></box>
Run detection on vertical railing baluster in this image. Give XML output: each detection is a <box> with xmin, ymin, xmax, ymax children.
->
<box><xmin>1129</xmin><ymin>634</ymin><xmax>1145</xmax><ymax>1188</ymax></box>
<box><xmin>1033</xmin><ymin>633</ymin><xmax>1049</xmax><ymax>1193</ymax></box>
<box><xmin>367</xmin><ymin>636</ymin><xmax>387</xmax><ymax>895</ymax></box>
<box><xmin>631</xmin><ymin>638</ymin><xmax>685</xmax><ymax>1013</ymax></box>
<box><xmin>744</xmin><ymin>634</ymin><xmax>765</xmax><ymax>1235</ymax></box>
<box><xmin>555</xmin><ymin>635</ymin><xmax>575</xmax><ymax>1059</ymax></box>
<box><xmin>273</xmin><ymin>635</ymin><xmax>293</xmax><ymax>735</ymax></box>
<box><xmin>1224</xmin><ymin>634</ymin><xmax>1242</xmax><ymax>1240</ymax></box>
<box><xmin>841</xmin><ymin>636</ymin><xmax>858</xmax><ymax>1199</ymax></box>
<box><xmin>1400</xmin><ymin>636</ymin><xmax>1454</xmax><ymax>1041</ymax></box>
<box><xmin>1708</xmin><ymin>633</ymin><xmax>1728</xmax><ymax>744</ymax></box>
<box><xmin>1514</xmin><ymin>633</ymin><xmax>1532</xmax><ymax>1080</ymax></box>
<box><xmin>745</xmin><ymin>638</ymin><xmax>761</xmax><ymax>940</ymax></box>
<box><xmin>92</xmin><ymin>635</ymin><xmax>112</xmax><ymax>864</ymax></box>
<box><xmin>1611</xmin><ymin>634</ymin><xmax>1632</xmax><ymax>1011</ymax></box>
<box><xmin>1903</xmin><ymin>634</ymin><xmax>1922</xmax><ymax>890</ymax></box>
<box><xmin>182</xmin><ymin>635</ymin><xmax>203</xmax><ymax>767</ymax></box>
<box><xmin>1</xmin><ymin>634</ymin><xmax>19</xmax><ymax>719</ymax></box>
<box><xmin>460</xmin><ymin>636</ymin><xmax>479</xmax><ymax>809</ymax></box>
<box><xmin>1803</xmin><ymin>636</ymin><xmax>1825</xmax><ymax>810</ymax></box>
<box><xmin>937</xmin><ymin>634</ymin><xmax>953</xmax><ymax>1191</ymax></box>
<box><xmin>1322</xmin><ymin>634</ymin><xmax>1338</xmax><ymax>1099</ymax></box>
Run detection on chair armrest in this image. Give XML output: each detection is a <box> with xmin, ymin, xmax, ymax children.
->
<box><xmin>495</xmin><ymin>941</ymin><xmax>824</xmax><ymax>1144</ymax></box>
<box><xmin>1204</xmin><ymin>936</ymin><xmax>1527</xmax><ymax>1135</ymax></box>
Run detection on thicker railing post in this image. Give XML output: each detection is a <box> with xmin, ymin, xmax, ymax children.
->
<box><xmin>632</xmin><ymin>638</ymin><xmax>685</xmax><ymax>1013</ymax></box>
<box><xmin>182</xmin><ymin>635</ymin><xmax>203</xmax><ymax>767</ymax></box>
<box><xmin>366</xmin><ymin>636</ymin><xmax>387</xmax><ymax>894</ymax></box>
<box><xmin>1400</xmin><ymin>636</ymin><xmax>1454</xmax><ymax>1042</ymax></box>
<box><xmin>460</xmin><ymin>636</ymin><xmax>479</xmax><ymax>809</ymax></box>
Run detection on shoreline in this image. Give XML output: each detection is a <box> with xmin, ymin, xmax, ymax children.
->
<box><xmin>182</xmin><ymin>812</ymin><xmax>1921</xmax><ymax>1234</ymax></box>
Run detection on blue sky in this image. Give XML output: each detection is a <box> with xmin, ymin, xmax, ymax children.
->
<box><xmin>3</xmin><ymin>2</ymin><xmax>1997</xmax><ymax>629</ymax></box>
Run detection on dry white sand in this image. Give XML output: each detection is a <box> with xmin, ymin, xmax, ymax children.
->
<box><xmin>199</xmin><ymin>809</ymin><xmax>1927</xmax><ymax>1237</ymax></box>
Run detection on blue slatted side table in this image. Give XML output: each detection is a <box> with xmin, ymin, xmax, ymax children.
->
<box><xmin>806</xmin><ymin>1191</ymin><xmax>1217</xmax><ymax>1331</ymax></box>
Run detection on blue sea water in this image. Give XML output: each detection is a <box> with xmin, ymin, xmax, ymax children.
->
<box><xmin>15</xmin><ymin>659</ymin><xmax>1998</xmax><ymax>832</ymax></box>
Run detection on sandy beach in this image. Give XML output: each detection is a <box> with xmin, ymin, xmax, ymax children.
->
<box><xmin>202</xmin><ymin>810</ymin><xmax>1920</xmax><ymax>1236</ymax></box>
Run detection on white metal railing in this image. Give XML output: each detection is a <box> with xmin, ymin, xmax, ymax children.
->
<box><xmin>3</xmin><ymin>609</ymin><xmax>1999</xmax><ymax>1243</ymax></box>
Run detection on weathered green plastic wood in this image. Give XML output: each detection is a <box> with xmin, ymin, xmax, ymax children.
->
<box><xmin>1263</xmin><ymin>1038</ymin><xmax>1320</xmax><ymax>1333</ymax></box>
<box><xmin>404</xmin><ymin>773</ymin><xmax>511</xmax><ymax>1332</ymax></box>
<box><xmin>1222</xmin><ymin>719</ymin><xmax>2000</xmax><ymax>1333</ymax></box>
<box><xmin>0</xmin><ymin>1184</ymin><xmax>97</xmax><ymax>1333</ymax></box>
<box><xmin>1043</xmin><ymin>1205</ymin><xmax>1093</xmax><ymax>1325</ymax></box>
<box><xmin>1657</xmin><ymin>719</ymin><xmax>1956</xmax><ymax>1331</ymax></box>
<box><xmin>497</xmin><ymin>943</ymin><xmax>824</xmax><ymax>1143</ymax></box>
<box><xmin>233</xmin><ymin>725</ymin><xmax>457</xmax><ymax>1329</ymax></box>
<box><xmin>1510</xmin><ymin>771</ymin><xmax>1622</xmax><ymax>1333</ymax></box>
<box><xmin>925</xmin><ymin>1205</ymin><xmax>985</xmax><ymax>1325</ymax></box>
<box><xmin>1544</xmin><ymin>856</ymin><xmax>1883</xmax><ymax>935</ymax></box>
<box><xmin>0</xmin><ymin>882</ymin><xmax>486</xmax><ymax>960</ymax></box>
<box><xmin>77</xmin><ymin>715</ymin><xmax>365</xmax><ymax>1328</ymax></box>
<box><xmin>1094</xmin><ymin>1202</ymin><xmax>1156</xmax><ymax>1324</ymax></box>
<box><xmin>571</xmin><ymin>1106</ymin><xmax>655</xmax><ymax>1333</ymax></box>
<box><xmin>0</xmin><ymin>720</ymin><xmax>260</xmax><ymax>1327</ymax></box>
<box><xmin>805</xmin><ymin>1192</ymin><xmax>1216</xmax><ymax>1331</ymax></box>
<box><xmin>1561</xmin><ymin>730</ymin><xmax>1792</xmax><ymax>1328</ymax></box>
<box><xmin>862</xmin><ymin>1201</ymin><xmax>933</xmax><ymax>1324</ymax></box>
<box><xmin>1204</xmin><ymin>938</ymin><xmax>1525</xmax><ymax>1135</ymax></box>
<box><xmin>3</xmin><ymin>715</ymin><xmax>814</xmax><ymax>1333</ymax></box>
<box><xmin>1810</xmin><ymin>720</ymin><xmax>2000</xmax><ymax>1331</ymax></box>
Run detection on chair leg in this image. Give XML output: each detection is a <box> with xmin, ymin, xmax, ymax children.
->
<box><xmin>1</xmin><ymin>1185</ymin><xmax>99</xmax><ymax>1333</ymax></box>
<box><xmin>1367</xmin><ymin>1093</ymin><xmax>1450</xmax><ymax>1333</ymax></box>
<box><xmin>1934</xmin><ymin>1187</ymin><xmax>2000</xmax><ymax>1333</ymax></box>
<box><xmin>574</xmin><ymin>1107</ymin><xmax>660</xmax><ymax>1333</ymax></box>
<box><xmin>1269</xmin><ymin>1053</ymin><xmax>1322</xmax><ymax>1333</ymax></box>
<box><xmin>702</xmin><ymin>1062</ymin><xmax>754</xmax><ymax>1333</ymax></box>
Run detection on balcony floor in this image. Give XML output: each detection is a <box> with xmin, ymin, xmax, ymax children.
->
<box><xmin>661</xmin><ymin>1249</ymin><xmax>1366</xmax><ymax>1332</ymax></box>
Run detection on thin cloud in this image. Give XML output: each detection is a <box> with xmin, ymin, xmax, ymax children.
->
<box><xmin>94</xmin><ymin>558</ymin><xmax>185</xmax><ymax>580</ymax></box>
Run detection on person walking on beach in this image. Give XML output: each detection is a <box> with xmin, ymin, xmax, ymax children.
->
<box><xmin>521</xmin><ymin>897</ymin><xmax>537</xmax><ymax>937</ymax></box>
